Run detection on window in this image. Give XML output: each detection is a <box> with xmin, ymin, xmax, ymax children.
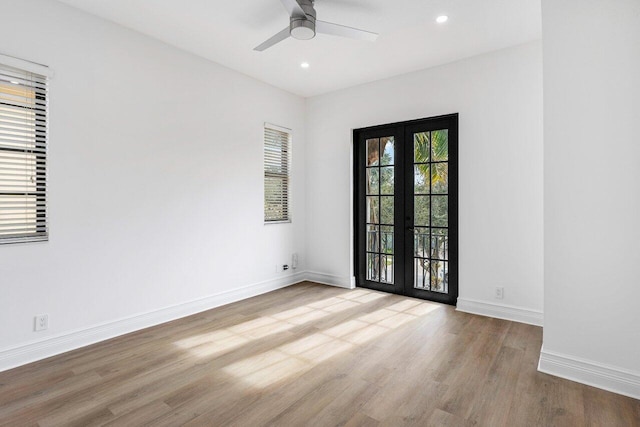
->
<box><xmin>264</xmin><ymin>123</ymin><xmax>291</xmax><ymax>223</ymax></box>
<box><xmin>0</xmin><ymin>55</ymin><xmax>50</xmax><ymax>244</ymax></box>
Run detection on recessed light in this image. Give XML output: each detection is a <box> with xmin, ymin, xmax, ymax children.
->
<box><xmin>436</xmin><ymin>15</ymin><xmax>449</xmax><ymax>24</ymax></box>
<box><xmin>9</xmin><ymin>80</ymin><xmax>20</xmax><ymax>85</ymax></box>
<box><xmin>300</xmin><ymin>62</ymin><xmax>310</xmax><ymax>69</ymax></box>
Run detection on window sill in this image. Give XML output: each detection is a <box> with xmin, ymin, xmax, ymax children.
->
<box><xmin>264</xmin><ymin>220</ymin><xmax>292</xmax><ymax>225</ymax></box>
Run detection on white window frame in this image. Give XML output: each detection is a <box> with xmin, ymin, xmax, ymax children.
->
<box><xmin>264</xmin><ymin>123</ymin><xmax>292</xmax><ymax>224</ymax></box>
<box><xmin>0</xmin><ymin>53</ymin><xmax>52</xmax><ymax>245</ymax></box>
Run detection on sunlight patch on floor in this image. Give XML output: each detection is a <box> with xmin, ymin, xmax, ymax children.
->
<box><xmin>184</xmin><ymin>335</ymin><xmax>251</xmax><ymax>359</ymax></box>
<box><xmin>173</xmin><ymin>293</ymin><xmax>390</xmax><ymax>358</ymax></box>
<box><xmin>222</xmin><ymin>350</ymin><xmax>309</xmax><ymax>389</ymax></box>
<box><xmin>221</xmin><ymin>291</ymin><xmax>444</xmax><ymax>389</ymax></box>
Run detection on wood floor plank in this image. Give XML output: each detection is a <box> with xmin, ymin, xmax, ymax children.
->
<box><xmin>583</xmin><ymin>385</ymin><xmax>640</xmax><ymax>427</ymax></box>
<box><xmin>423</xmin><ymin>408</ymin><xmax>476</xmax><ymax>427</ymax></box>
<box><xmin>103</xmin><ymin>400</ymin><xmax>173</xmax><ymax>426</ymax></box>
<box><xmin>292</xmin><ymin>377</ymin><xmax>378</xmax><ymax>427</ymax></box>
<box><xmin>0</xmin><ymin>282</ymin><xmax>636</xmax><ymax>426</ymax></box>
<box><xmin>436</xmin><ymin>317</ymin><xmax>511</xmax><ymax>418</ymax></box>
<box><xmin>0</xmin><ymin>370</ymin><xmax>104</xmax><ymax>426</ymax></box>
<box><xmin>343</xmin><ymin>412</ymin><xmax>379</xmax><ymax>427</ymax></box>
<box><xmin>464</xmin><ymin>344</ymin><xmax>523</xmax><ymax>426</ymax></box>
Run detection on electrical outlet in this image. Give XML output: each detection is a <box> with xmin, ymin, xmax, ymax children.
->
<box><xmin>282</xmin><ymin>264</ymin><xmax>289</xmax><ymax>271</ymax></box>
<box><xmin>292</xmin><ymin>253</ymin><xmax>299</xmax><ymax>269</ymax></box>
<box><xmin>34</xmin><ymin>314</ymin><xmax>48</xmax><ymax>331</ymax></box>
<box><xmin>495</xmin><ymin>287</ymin><xmax>504</xmax><ymax>300</ymax></box>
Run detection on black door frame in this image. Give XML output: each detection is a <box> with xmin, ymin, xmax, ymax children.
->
<box><xmin>353</xmin><ymin>114</ymin><xmax>459</xmax><ymax>305</ymax></box>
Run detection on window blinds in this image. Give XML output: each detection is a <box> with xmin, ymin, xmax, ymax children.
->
<box><xmin>264</xmin><ymin>124</ymin><xmax>291</xmax><ymax>222</ymax></box>
<box><xmin>0</xmin><ymin>60</ymin><xmax>49</xmax><ymax>244</ymax></box>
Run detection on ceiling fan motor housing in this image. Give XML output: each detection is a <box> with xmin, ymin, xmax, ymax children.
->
<box><xmin>290</xmin><ymin>0</ymin><xmax>316</xmax><ymax>40</ymax></box>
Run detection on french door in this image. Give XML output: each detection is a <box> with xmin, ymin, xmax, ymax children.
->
<box><xmin>354</xmin><ymin>114</ymin><xmax>458</xmax><ymax>305</ymax></box>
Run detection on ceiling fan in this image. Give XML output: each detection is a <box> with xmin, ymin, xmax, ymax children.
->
<box><xmin>254</xmin><ymin>0</ymin><xmax>378</xmax><ymax>51</ymax></box>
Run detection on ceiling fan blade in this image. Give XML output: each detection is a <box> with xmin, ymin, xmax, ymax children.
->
<box><xmin>254</xmin><ymin>27</ymin><xmax>291</xmax><ymax>51</ymax></box>
<box><xmin>280</xmin><ymin>0</ymin><xmax>306</xmax><ymax>18</ymax></box>
<box><xmin>316</xmin><ymin>20</ymin><xmax>378</xmax><ymax>42</ymax></box>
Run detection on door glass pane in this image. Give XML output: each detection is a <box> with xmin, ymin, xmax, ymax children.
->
<box><xmin>367</xmin><ymin>225</ymin><xmax>379</xmax><ymax>252</ymax></box>
<box><xmin>366</xmin><ymin>196</ymin><xmax>379</xmax><ymax>224</ymax></box>
<box><xmin>431</xmin><ymin>196</ymin><xmax>448</xmax><ymax>227</ymax></box>
<box><xmin>366</xmin><ymin>138</ymin><xmax>380</xmax><ymax>166</ymax></box>
<box><xmin>380</xmin><ymin>137</ymin><xmax>395</xmax><ymax>165</ymax></box>
<box><xmin>431</xmin><ymin>228</ymin><xmax>448</xmax><ymax>260</ymax></box>
<box><xmin>366</xmin><ymin>168</ymin><xmax>379</xmax><ymax>195</ymax></box>
<box><xmin>414</xmin><ymin>227</ymin><xmax>429</xmax><ymax>258</ymax></box>
<box><xmin>431</xmin><ymin>163</ymin><xmax>448</xmax><ymax>194</ymax></box>
<box><xmin>414</xmin><ymin>132</ymin><xmax>430</xmax><ymax>163</ymax></box>
<box><xmin>380</xmin><ymin>196</ymin><xmax>394</xmax><ymax>225</ymax></box>
<box><xmin>414</xmin><ymin>258</ymin><xmax>430</xmax><ymax>290</ymax></box>
<box><xmin>431</xmin><ymin>130</ymin><xmax>448</xmax><ymax>161</ymax></box>
<box><xmin>381</xmin><ymin>225</ymin><xmax>394</xmax><ymax>254</ymax></box>
<box><xmin>414</xmin><ymin>165</ymin><xmax>430</xmax><ymax>194</ymax></box>
<box><xmin>430</xmin><ymin>260</ymin><xmax>448</xmax><ymax>293</ymax></box>
<box><xmin>414</xmin><ymin>195</ymin><xmax>430</xmax><ymax>226</ymax></box>
<box><xmin>380</xmin><ymin>166</ymin><xmax>394</xmax><ymax>194</ymax></box>
<box><xmin>367</xmin><ymin>253</ymin><xmax>380</xmax><ymax>281</ymax></box>
<box><xmin>380</xmin><ymin>254</ymin><xmax>394</xmax><ymax>284</ymax></box>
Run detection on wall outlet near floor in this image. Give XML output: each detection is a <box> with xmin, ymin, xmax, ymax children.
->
<box><xmin>282</xmin><ymin>264</ymin><xmax>289</xmax><ymax>271</ymax></box>
<box><xmin>495</xmin><ymin>287</ymin><xmax>504</xmax><ymax>300</ymax></box>
<box><xmin>292</xmin><ymin>253</ymin><xmax>299</xmax><ymax>269</ymax></box>
<box><xmin>34</xmin><ymin>314</ymin><xmax>48</xmax><ymax>331</ymax></box>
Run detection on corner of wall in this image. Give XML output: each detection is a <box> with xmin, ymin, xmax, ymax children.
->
<box><xmin>538</xmin><ymin>347</ymin><xmax>640</xmax><ymax>400</ymax></box>
<box><xmin>456</xmin><ymin>298</ymin><xmax>543</xmax><ymax>326</ymax></box>
<box><xmin>305</xmin><ymin>271</ymin><xmax>355</xmax><ymax>289</ymax></box>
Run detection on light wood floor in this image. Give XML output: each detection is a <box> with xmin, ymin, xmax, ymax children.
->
<box><xmin>1</xmin><ymin>282</ymin><xmax>638</xmax><ymax>426</ymax></box>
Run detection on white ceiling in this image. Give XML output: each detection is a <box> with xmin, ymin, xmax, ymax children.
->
<box><xmin>56</xmin><ymin>0</ymin><xmax>541</xmax><ymax>97</ymax></box>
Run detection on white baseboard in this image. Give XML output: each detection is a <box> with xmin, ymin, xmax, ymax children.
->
<box><xmin>0</xmin><ymin>272</ymin><xmax>306</xmax><ymax>373</ymax></box>
<box><xmin>305</xmin><ymin>271</ymin><xmax>355</xmax><ymax>289</ymax></box>
<box><xmin>538</xmin><ymin>347</ymin><xmax>640</xmax><ymax>400</ymax></box>
<box><xmin>456</xmin><ymin>298</ymin><xmax>543</xmax><ymax>326</ymax></box>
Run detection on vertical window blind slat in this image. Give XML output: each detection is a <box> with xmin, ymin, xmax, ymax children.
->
<box><xmin>264</xmin><ymin>124</ymin><xmax>291</xmax><ymax>223</ymax></box>
<box><xmin>0</xmin><ymin>60</ymin><xmax>49</xmax><ymax>244</ymax></box>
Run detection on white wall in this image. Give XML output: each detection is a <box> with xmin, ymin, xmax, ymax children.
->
<box><xmin>305</xmin><ymin>42</ymin><xmax>544</xmax><ymax>320</ymax></box>
<box><xmin>540</xmin><ymin>0</ymin><xmax>640</xmax><ymax>397</ymax></box>
<box><xmin>0</xmin><ymin>0</ymin><xmax>306</xmax><ymax>369</ymax></box>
